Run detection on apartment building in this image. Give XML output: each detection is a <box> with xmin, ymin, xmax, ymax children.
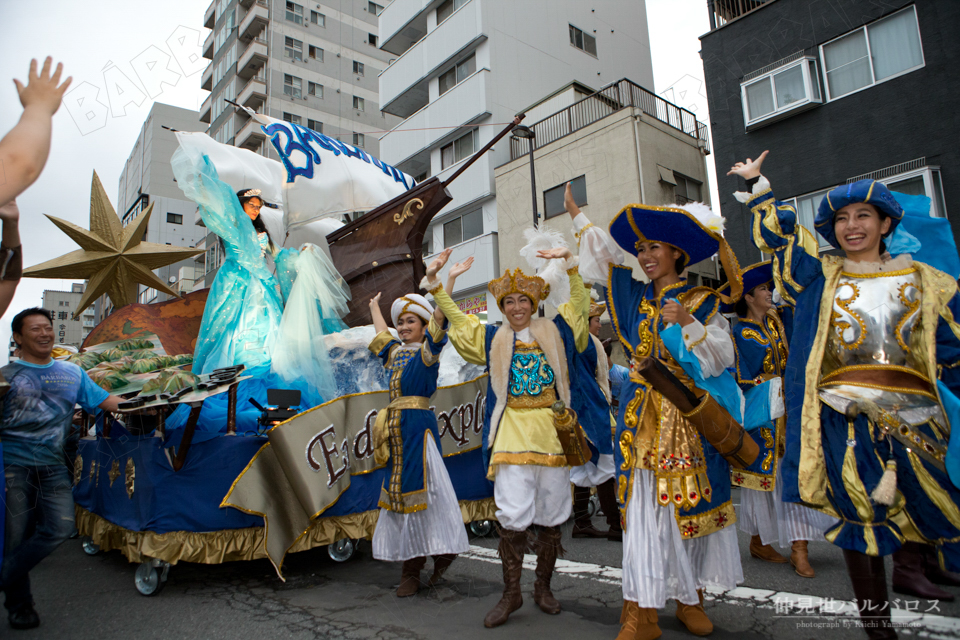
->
<box><xmin>93</xmin><ymin>103</ymin><xmax>207</xmax><ymax>324</ymax></box>
<box><xmin>44</xmin><ymin>284</ymin><xmax>96</xmax><ymax>350</ymax></box>
<box><xmin>377</xmin><ymin>0</ymin><xmax>654</xmax><ymax>322</ymax></box>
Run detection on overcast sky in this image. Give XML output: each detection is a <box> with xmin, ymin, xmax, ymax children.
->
<box><xmin>0</xmin><ymin>0</ymin><xmax>714</xmax><ymax>362</ymax></box>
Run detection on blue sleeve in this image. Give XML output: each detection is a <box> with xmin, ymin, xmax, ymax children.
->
<box><xmin>77</xmin><ymin>370</ymin><xmax>110</xmax><ymax>412</ymax></box>
<box><xmin>937</xmin><ymin>293</ymin><xmax>960</xmax><ymax>396</ymax></box>
<box><xmin>745</xmin><ymin>184</ymin><xmax>824</xmax><ymax>306</ymax></box>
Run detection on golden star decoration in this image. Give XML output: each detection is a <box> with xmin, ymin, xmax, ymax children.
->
<box><xmin>23</xmin><ymin>171</ymin><xmax>204</xmax><ymax>318</ymax></box>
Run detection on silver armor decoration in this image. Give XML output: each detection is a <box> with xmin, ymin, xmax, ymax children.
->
<box><xmin>821</xmin><ymin>268</ymin><xmax>944</xmax><ymax>429</ymax></box>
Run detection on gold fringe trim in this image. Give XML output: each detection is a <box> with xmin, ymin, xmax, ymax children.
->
<box><xmin>76</xmin><ymin>497</ymin><xmax>500</xmax><ymax>566</ymax></box>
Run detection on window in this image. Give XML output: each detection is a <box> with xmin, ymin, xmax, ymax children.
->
<box><xmin>544</xmin><ymin>176</ymin><xmax>586</xmax><ymax>220</ymax></box>
<box><xmin>569</xmin><ymin>24</ymin><xmax>597</xmax><ymax>56</ymax></box>
<box><xmin>284</xmin><ymin>37</ymin><xmax>303</xmax><ymax>61</ymax></box>
<box><xmin>422</xmin><ymin>235</ymin><xmax>431</xmax><ymax>256</ymax></box>
<box><xmin>441</xmin><ymin>129</ymin><xmax>477</xmax><ymax>169</ymax></box>
<box><xmin>283</xmin><ymin>112</ymin><xmax>302</xmax><ymax>125</ymax></box>
<box><xmin>285</xmin><ymin>1</ymin><xmax>304</xmax><ymax>25</ymax></box>
<box><xmin>64</xmin><ymin>301</ymin><xmax>70</xmax><ymax>308</ymax></box>
<box><xmin>59</xmin><ymin>301</ymin><xmax>63</xmax><ymax>306</ymax></box>
<box><xmin>674</xmin><ymin>174</ymin><xmax>702</xmax><ymax>205</ymax></box>
<box><xmin>437</xmin><ymin>0</ymin><xmax>467</xmax><ymax>24</ymax></box>
<box><xmin>741</xmin><ymin>57</ymin><xmax>822</xmax><ymax>129</ymax></box>
<box><xmin>443</xmin><ymin>209</ymin><xmax>483</xmax><ymax>247</ymax></box>
<box><xmin>367</xmin><ymin>33</ymin><xmax>378</xmax><ymax>47</ymax></box>
<box><xmin>309</xmin><ymin>45</ymin><xmax>323</xmax><ymax>61</ymax></box>
<box><xmin>353</xmin><ymin>61</ymin><xmax>365</xmax><ymax>76</ymax></box>
<box><xmin>353</xmin><ymin>133</ymin><xmax>365</xmax><ymax>148</ymax></box>
<box><xmin>353</xmin><ymin>96</ymin><xmax>365</xmax><ymax>111</ymax></box>
<box><xmin>438</xmin><ymin>54</ymin><xmax>476</xmax><ymax>95</ymax></box>
<box><xmin>820</xmin><ymin>6</ymin><xmax>923</xmax><ymax>101</ymax></box>
<box><xmin>308</xmin><ymin>81</ymin><xmax>323</xmax><ymax>97</ymax></box>
<box><xmin>167</xmin><ymin>213</ymin><xmax>183</xmax><ymax>225</ymax></box>
<box><xmin>307</xmin><ymin>119</ymin><xmax>323</xmax><ymax>133</ymax></box>
<box><xmin>283</xmin><ymin>74</ymin><xmax>302</xmax><ymax>98</ymax></box>
<box><xmin>849</xmin><ymin>160</ymin><xmax>949</xmax><ymax>218</ymax></box>
<box><xmin>310</xmin><ymin>10</ymin><xmax>325</xmax><ymax>26</ymax></box>
<box><xmin>368</xmin><ymin>2</ymin><xmax>383</xmax><ymax>15</ymax></box>
<box><xmin>782</xmin><ymin>189</ymin><xmax>833</xmax><ymax>250</ymax></box>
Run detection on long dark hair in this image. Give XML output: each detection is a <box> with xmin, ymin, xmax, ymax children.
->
<box><xmin>223</xmin><ymin>189</ymin><xmax>275</xmax><ymax>255</ymax></box>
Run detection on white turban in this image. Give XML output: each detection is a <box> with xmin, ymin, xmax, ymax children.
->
<box><xmin>391</xmin><ymin>294</ymin><xmax>434</xmax><ymax>328</ymax></box>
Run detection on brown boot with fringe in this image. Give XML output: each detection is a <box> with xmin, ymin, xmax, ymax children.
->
<box><xmin>483</xmin><ymin>529</ymin><xmax>527</xmax><ymax>628</ymax></box>
<box><xmin>675</xmin><ymin>590</ymin><xmax>713</xmax><ymax>636</ymax></box>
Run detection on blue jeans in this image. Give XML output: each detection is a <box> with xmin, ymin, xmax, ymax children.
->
<box><xmin>2</xmin><ymin>464</ymin><xmax>75</xmax><ymax>611</ymax></box>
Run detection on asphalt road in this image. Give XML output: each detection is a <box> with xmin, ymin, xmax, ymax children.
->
<box><xmin>15</xmin><ymin>489</ymin><xmax>960</xmax><ymax>640</ymax></box>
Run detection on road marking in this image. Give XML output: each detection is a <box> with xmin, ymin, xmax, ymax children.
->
<box><xmin>463</xmin><ymin>545</ymin><xmax>960</xmax><ymax>638</ymax></box>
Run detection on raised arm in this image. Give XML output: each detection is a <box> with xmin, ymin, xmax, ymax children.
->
<box><xmin>728</xmin><ymin>151</ymin><xmax>822</xmax><ymax>305</ymax></box>
<box><xmin>0</xmin><ymin>200</ymin><xmax>22</xmax><ymax>317</ymax></box>
<box><xmin>369</xmin><ymin>292</ymin><xmax>389</xmax><ymax>334</ymax></box>
<box><xmin>538</xmin><ymin>246</ymin><xmax>590</xmax><ymax>352</ymax></box>
<box><xmin>423</xmin><ymin>249</ymin><xmax>487</xmax><ymax>366</ymax></box>
<box><xmin>0</xmin><ymin>58</ymin><xmax>72</xmax><ymax>206</ymax></box>
<box><xmin>564</xmin><ymin>182</ymin><xmax>624</xmax><ymax>283</ymax></box>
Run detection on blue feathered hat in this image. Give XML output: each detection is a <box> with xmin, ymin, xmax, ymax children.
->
<box><xmin>815</xmin><ymin>180</ymin><xmax>903</xmax><ymax>249</ymax></box>
<box><xmin>718</xmin><ymin>261</ymin><xmax>773</xmax><ymax>314</ymax></box>
<box><xmin>609</xmin><ymin>201</ymin><xmax>743</xmax><ymax>303</ymax></box>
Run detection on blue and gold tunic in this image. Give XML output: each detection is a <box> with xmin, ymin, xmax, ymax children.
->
<box><xmin>368</xmin><ymin>327</ymin><xmax>447</xmax><ymax>514</ymax></box>
<box><xmin>745</xmin><ymin>177</ymin><xmax>960</xmax><ymax>566</ymax></box>
<box><xmin>730</xmin><ymin>309</ymin><xmax>789</xmax><ymax>491</ymax></box>
<box><xmin>605</xmin><ymin>266</ymin><xmax>736</xmax><ymax>540</ymax></box>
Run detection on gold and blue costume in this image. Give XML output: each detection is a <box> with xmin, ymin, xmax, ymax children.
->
<box><xmin>368</xmin><ymin>326</ymin><xmax>447</xmax><ymax>514</ymax></box>
<box><xmin>743</xmin><ymin>176</ymin><xmax>960</xmax><ymax>567</ymax></box>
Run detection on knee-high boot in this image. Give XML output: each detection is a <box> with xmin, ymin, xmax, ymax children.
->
<box><xmin>597</xmin><ymin>479</ymin><xmax>623</xmax><ymax>541</ymax></box>
<box><xmin>842</xmin><ymin>548</ymin><xmax>898</xmax><ymax>640</ymax></box>
<box><xmin>483</xmin><ymin>529</ymin><xmax>527</xmax><ymax>628</ymax></box>
<box><xmin>572</xmin><ymin>486</ymin><xmax>607</xmax><ymax>538</ymax></box>
<box><xmin>533</xmin><ymin>526</ymin><xmax>563</xmax><ymax>614</ymax></box>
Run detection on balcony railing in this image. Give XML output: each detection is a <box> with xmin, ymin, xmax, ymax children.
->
<box><xmin>707</xmin><ymin>0</ymin><xmax>771</xmax><ymax>30</ymax></box>
<box><xmin>509</xmin><ymin>78</ymin><xmax>710</xmax><ymax>161</ymax></box>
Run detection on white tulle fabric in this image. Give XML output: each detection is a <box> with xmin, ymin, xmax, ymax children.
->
<box><xmin>738</xmin><ymin>466</ymin><xmax>837</xmax><ymax>548</ymax></box>
<box><xmin>622</xmin><ymin>470</ymin><xmax>743</xmax><ymax>607</ymax></box>
<box><xmin>372</xmin><ymin>434</ymin><xmax>470</xmax><ymax>562</ymax></box>
<box><xmin>570</xmin><ymin>454</ymin><xmax>615</xmax><ymax>487</ymax></box>
<box><xmin>772</xmin><ymin>466</ymin><xmax>838</xmax><ymax>548</ymax></box>
<box><xmin>494</xmin><ymin>464</ymin><xmax>573</xmax><ymax>531</ymax></box>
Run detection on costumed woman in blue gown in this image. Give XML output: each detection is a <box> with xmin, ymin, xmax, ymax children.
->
<box><xmin>730</xmin><ymin>150</ymin><xmax>960</xmax><ymax>639</ymax></box>
<box><xmin>366</xmin><ymin>279</ymin><xmax>469</xmax><ymax>597</ymax></box>
<box><xmin>169</xmin><ymin>145</ymin><xmax>348</xmax><ymax>430</ymax></box>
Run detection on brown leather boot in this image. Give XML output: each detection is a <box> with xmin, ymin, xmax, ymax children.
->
<box><xmin>893</xmin><ymin>542</ymin><xmax>955</xmax><ymax>602</ymax></box>
<box><xmin>675</xmin><ymin>590</ymin><xmax>713</xmax><ymax>636</ymax></box>
<box><xmin>790</xmin><ymin>540</ymin><xmax>815</xmax><ymax>578</ymax></box>
<box><xmin>843</xmin><ymin>548</ymin><xmax>899</xmax><ymax>639</ymax></box>
<box><xmin>396</xmin><ymin>556</ymin><xmax>426</xmax><ymax>597</ymax></box>
<box><xmin>597</xmin><ymin>479</ymin><xmax>623</xmax><ymax>541</ymax></box>
<box><xmin>616</xmin><ymin>600</ymin><xmax>662</xmax><ymax>640</ymax></box>
<box><xmin>533</xmin><ymin>526</ymin><xmax>563</xmax><ymax>614</ymax></box>
<box><xmin>427</xmin><ymin>554</ymin><xmax>457</xmax><ymax>586</ymax></box>
<box><xmin>749</xmin><ymin>534</ymin><xmax>788</xmax><ymax>563</ymax></box>
<box><xmin>484</xmin><ymin>529</ymin><xmax>527</xmax><ymax>628</ymax></box>
<box><xmin>572</xmin><ymin>486</ymin><xmax>607</xmax><ymax>538</ymax></box>
<box><xmin>920</xmin><ymin>544</ymin><xmax>960</xmax><ymax>587</ymax></box>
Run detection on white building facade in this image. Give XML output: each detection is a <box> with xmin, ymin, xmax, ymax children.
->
<box><xmin>43</xmin><ymin>284</ymin><xmax>96</xmax><ymax>350</ymax></box>
<box><xmin>377</xmin><ymin>0</ymin><xmax>654</xmax><ymax>321</ymax></box>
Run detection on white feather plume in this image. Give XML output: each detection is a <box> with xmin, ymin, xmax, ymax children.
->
<box><xmin>590</xmin><ymin>288</ymin><xmax>600</xmax><ymax>301</ymax></box>
<box><xmin>677</xmin><ymin>202</ymin><xmax>726</xmax><ymax>236</ymax></box>
<box><xmin>519</xmin><ymin>227</ymin><xmax>570</xmax><ymax>308</ymax></box>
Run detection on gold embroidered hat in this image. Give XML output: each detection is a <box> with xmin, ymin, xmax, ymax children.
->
<box><xmin>589</xmin><ymin>301</ymin><xmax>606</xmax><ymax>318</ymax></box>
<box><xmin>489</xmin><ymin>268</ymin><xmax>550</xmax><ymax>308</ymax></box>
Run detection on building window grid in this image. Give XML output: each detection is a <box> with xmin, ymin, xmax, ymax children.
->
<box><xmin>741</xmin><ymin>58</ymin><xmax>821</xmax><ymax>128</ymax></box>
<box><xmin>818</xmin><ymin>5</ymin><xmax>925</xmax><ymax>102</ymax></box>
<box><xmin>167</xmin><ymin>212</ymin><xmax>183</xmax><ymax>225</ymax></box>
<box><xmin>437</xmin><ymin>0</ymin><xmax>467</xmax><ymax>25</ymax></box>
<box><xmin>441</xmin><ymin>129</ymin><xmax>478</xmax><ymax>170</ymax></box>
<box><xmin>286</xmin><ymin>1</ymin><xmax>304</xmax><ymax>25</ymax></box>
<box><xmin>569</xmin><ymin>24</ymin><xmax>598</xmax><ymax>57</ymax></box>
<box><xmin>353</xmin><ymin>96</ymin><xmax>365</xmax><ymax>111</ymax></box>
<box><xmin>544</xmin><ymin>176</ymin><xmax>587</xmax><ymax>220</ymax></box>
<box><xmin>439</xmin><ymin>54</ymin><xmax>476</xmax><ymax>96</ymax></box>
<box><xmin>283</xmin><ymin>112</ymin><xmax>302</xmax><ymax>125</ymax></box>
<box><xmin>353</xmin><ymin>133</ymin><xmax>365</xmax><ymax>148</ymax></box>
<box><xmin>368</xmin><ymin>33</ymin><xmax>378</xmax><ymax>46</ymax></box>
<box><xmin>368</xmin><ymin>2</ymin><xmax>383</xmax><ymax>16</ymax></box>
<box><xmin>442</xmin><ymin>209</ymin><xmax>483</xmax><ymax>248</ymax></box>
<box><xmin>353</xmin><ymin>61</ymin><xmax>365</xmax><ymax>76</ymax></box>
<box><xmin>309</xmin><ymin>45</ymin><xmax>324</xmax><ymax>61</ymax></box>
<box><xmin>310</xmin><ymin>10</ymin><xmax>325</xmax><ymax>26</ymax></box>
<box><xmin>307</xmin><ymin>119</ymin><xmax>323</xmax><ymax>134</ymax></box>
<box><xmin>284</xmin><ymin>74</ymin><xmax>302</xmax><ymax>99</ymax></box>
<box><xmin>284</xmin><ymin>36</ymin><xmax>303</xmax><ymax>61</ymax></box>
<box><xmin>308</xmin><ymin>81</ymin><xmax>323</xmax><ymax>97</ymax></box>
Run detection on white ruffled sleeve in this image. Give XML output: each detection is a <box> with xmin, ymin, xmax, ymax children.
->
<box><xmin>680</xmin><ymin>312</ymin><xmax>734</xmax><ymax>378</ymax></box>
<box><xmin>572</xmin><ymin>213</ymin><xmax>624</xmax><ymax>284</ymax></box>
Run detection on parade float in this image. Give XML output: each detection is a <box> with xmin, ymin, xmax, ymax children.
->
<box><xmin>23</xmin><ymin>111</ymin><xmax>523</xmax><ymax>595</ymax></box>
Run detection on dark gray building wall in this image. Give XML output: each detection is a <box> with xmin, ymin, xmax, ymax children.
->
<box><xmin>700</xmin><ymin>0</ymin><xmax>960</xmax><ymax>263</ymax></box>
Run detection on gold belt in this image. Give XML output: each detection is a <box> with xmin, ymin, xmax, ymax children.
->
<box><xmin>506</xmin><ymin>387</ymin><xmax>557</xmax><ymax>409</ymax></box>
<box><xmin>821</xmin><ymin>367</ymin><xmax>934</xmax><ymax>398</ymax></box>
<box><xmin>373</xmin><ymin>396</ymin><xmax>431</xmax><ymax>465</ymax></box>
